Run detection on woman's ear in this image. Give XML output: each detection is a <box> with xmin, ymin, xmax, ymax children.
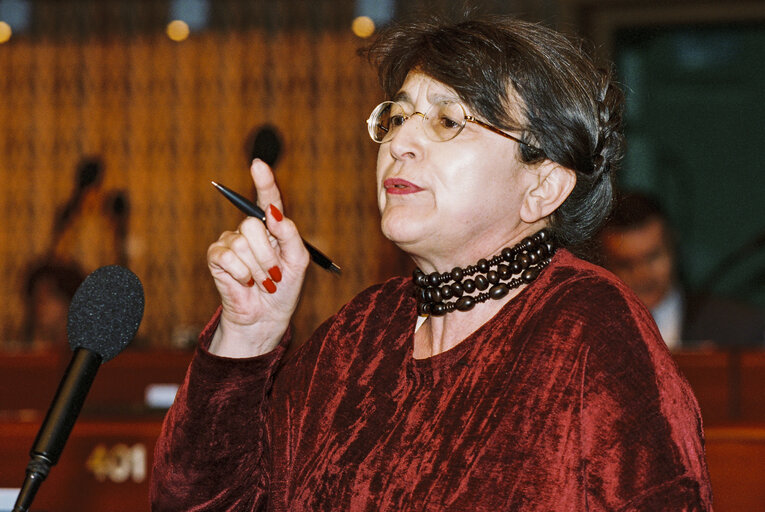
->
<box><xmin>520</xmin><ymin>161</ymin><xmax>577</xmax><ymax>224</ymax></box>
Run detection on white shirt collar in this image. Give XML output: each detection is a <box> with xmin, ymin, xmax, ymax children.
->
<box><xmin>650</xmin><ymin>287</ymin><xmax>684</xmax><ymax>350</ymax></box>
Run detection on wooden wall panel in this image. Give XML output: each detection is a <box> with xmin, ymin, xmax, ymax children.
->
<box><xmin>0</xmin><ymin>28</ymin><xmax>401</xmax><ymax>350</ymax></box>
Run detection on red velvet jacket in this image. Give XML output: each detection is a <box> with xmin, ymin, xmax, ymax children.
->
<box><xmin>151</xmin><ymin>250</ymin><xmax>713</xmax><ymax>511</ymax></box>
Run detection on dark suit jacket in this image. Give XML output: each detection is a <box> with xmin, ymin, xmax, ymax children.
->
<box><xmin>682</xmin><ymin>293</ymin><xmax>765</xmax><ymax>348</ymax></box>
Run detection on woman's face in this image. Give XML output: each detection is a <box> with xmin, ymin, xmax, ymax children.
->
<box><xmin>376</xmin><ymin>72</ymin><xmax>536</xmax><ymax>270</ymax></box>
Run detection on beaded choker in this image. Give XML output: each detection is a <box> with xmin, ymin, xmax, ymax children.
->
<box><xmin>413</xmin><ymin>229</ymin><xmax>555</xmax><ymax>316</ymax></box>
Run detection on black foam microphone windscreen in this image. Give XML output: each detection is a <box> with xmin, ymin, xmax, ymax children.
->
<box><xmin>67</xmin><ymin>264</ymin><xmax>144</xmax><ymax>361</ymax></box>
<box><xmin>14</xmin><ymin>265</ymin><xmax>145</xmax><ymax>512</ymax></box>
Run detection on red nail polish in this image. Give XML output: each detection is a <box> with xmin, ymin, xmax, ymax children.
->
<box><xmin>262</xmin><ymin>278</ymin><xmax>277</xmax><ymax>294</ymax></box>
<box><xmin>269</xmin><ymin>204</ymin><xmax>283</xmax><ymax>222</ymax></box>
<box><xmin>247</xmin><ymin>277</ymin><xmax>255</xmax><ymax>287</ymax></box>
<box><xmin>268</xmin><ymin>266</ymin><xmax>282</xmax><ymax>283</ymax></box>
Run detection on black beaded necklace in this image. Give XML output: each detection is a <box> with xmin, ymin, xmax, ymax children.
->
<box><xmin>413</xmin><ymin>229</ymin><xmax>555</xmax><ymax>316</ymax></box>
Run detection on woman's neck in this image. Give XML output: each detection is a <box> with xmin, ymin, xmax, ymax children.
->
<box><xmin>413</xmin><ymin>281</ymin><xmax>527</xmax><ymax>359</ymax></box>
<box><xmin>410</xmin><ymin>222</ymin><xmax>547</xmax><ymax>276</ymax></box>
<box><xmin>410</xmin><ymin>226</ymin><xmax>554</xmax><ymax>358</ymax></box>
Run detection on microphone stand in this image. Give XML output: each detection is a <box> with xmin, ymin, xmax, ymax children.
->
<box><xmin>13</xmin><ymin>348</ymin><xmax>102</xmax><ymax>512</ymax></box>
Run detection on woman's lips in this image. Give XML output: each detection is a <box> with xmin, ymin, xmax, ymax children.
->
<box><xmin>383</xmin><ymin>178</ymin><xmax>424</xmax><ymax>195</ymax></box>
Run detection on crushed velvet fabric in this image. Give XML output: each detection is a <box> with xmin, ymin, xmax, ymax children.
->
<box><xmin>151</xmin><ymin>250</ymin><xmax>713</xmax><ymax>511</ymax></box>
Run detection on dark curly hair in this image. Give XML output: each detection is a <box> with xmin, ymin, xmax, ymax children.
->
<box><xmin>362</xmin><ymin>14</ymin><xmax>625</xmax><ymax>248</ymax></box>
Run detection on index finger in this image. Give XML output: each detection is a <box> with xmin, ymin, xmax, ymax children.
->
<box><xmin>250</xmin><ymin>159</ymin><xmax>284</xmax><ymax>214</ymax></box>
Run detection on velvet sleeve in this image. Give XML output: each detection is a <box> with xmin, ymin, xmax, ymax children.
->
<box><xmin>150</xmin><ymin>309</ymin><xmax>289</xmax><ymax>511</ymax></box>
<box><xmin>566</xmin><ymin>278</ymin><xmax>713</xmax><ymax>511</ymax></box>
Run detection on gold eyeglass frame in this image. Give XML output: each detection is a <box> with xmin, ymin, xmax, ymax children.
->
<box><xmin>366</xmin><ymin>100</ymin><xmax>541</xmax><ymax>153</ymax></box>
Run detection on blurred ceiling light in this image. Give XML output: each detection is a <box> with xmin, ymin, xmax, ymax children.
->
<box><xmin>351</xmin><ymin>16</ymin><xmax>375</xmax><ymax>39</ymax></box>
<box><xmin>166</xmin><ymin>19</ymin><xmax>190</xmax><ymax>42</ymax></box>
<box><xmin>0</xmin><ymin>21</ymin><xmax>11</xmax><ymax>43</ymax></box>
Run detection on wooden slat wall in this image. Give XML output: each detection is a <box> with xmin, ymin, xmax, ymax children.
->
<box><xmin>0</xmin><ymin>28</ymin><xmax>406</xmax><ymax>349</ymax></box>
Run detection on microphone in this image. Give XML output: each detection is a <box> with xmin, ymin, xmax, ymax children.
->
<box><xmin>13</xmin><ymin>265</ymin><xmax>144</xmax><ymax>512</ymax></box>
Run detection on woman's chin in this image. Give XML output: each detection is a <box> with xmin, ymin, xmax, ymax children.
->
<box><xmin>381</xmin><ymin>227</ymin><xmax>416</xmax><ymax>248</ymax></box>
<box><xmin>380</xmin><ymin>217</ymin><xmax>426</xmax><ymax>249</ymax></box>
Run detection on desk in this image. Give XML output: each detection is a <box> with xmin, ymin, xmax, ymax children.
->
<box><xmin>0</xmin><ymin>350</ymin><xmax>193</xmax><ymax>413</ymax></box>
<box><xmin>2</xmin><ymin>420</ymin><xmax>764</xmax><ymax>511</ymax></box>
<box><xmin>741</xmin><ymin>351</ymin><xmax>765</xmax><ymax>421</ymax></box>
<box><xmin>0</xmin><ymin>350</ymin><xmax>192</xmax><ymax>511</ymax></box>
<box><xmin>705</xmin><ymin>425</ymin><xmax>765</xmax><ymax>512</ymax></box>
<box><xmin>672</xmin><ymin>351</ymin><xmax>733</xmax><ymax>424</ymax></box>
<box><xmin>0</xmin><ymin>349</ymin><xmax>763</xmax><ymax>511</ymax></box>
<box><xmin>0</xmin><ymin>416</ymin><xmax>163</xmax><ymax>512</ymax></box>
<box><xmin>672</xmin><ymin>349</ymin><xmax>765</xmax><ymax>424</ymax></box>
<box><xmin>3</xmin><ymin>349</ymin><xmax>761</xmax><ymax>422</ymax></box>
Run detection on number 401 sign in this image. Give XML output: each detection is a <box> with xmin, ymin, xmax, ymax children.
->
<box><xmin>85</xmin><ymin>443</ymin><xmax>147</xmax><ymax>483</ymax></box>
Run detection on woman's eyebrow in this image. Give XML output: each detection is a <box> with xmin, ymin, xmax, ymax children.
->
<box><xmin>392</xmin><ymin>91</ymin><xmax>460</xmax><ymax>105</ymax></box>
<box><xmin>392</xmin><ymin>91</ymin><xmax>410</xmax><ymax>102</ymax></box>
<box><xmin>428</xmin><ymin>92</ymin><xmax>460</xmax><ymax>104</ymax></box>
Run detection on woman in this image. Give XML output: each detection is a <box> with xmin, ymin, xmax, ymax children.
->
<box><xmin>151</xmin><ymin>15</ymin><xmax>712</xmax><ymax>511</ymax></box>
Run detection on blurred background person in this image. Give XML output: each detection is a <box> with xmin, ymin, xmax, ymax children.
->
<box><xmin>598</xmin><ymin>191</ymin><xmax>765</xmax><ymax>349</ymax></box>
<box><xmin>20</xmin><ymin>259</ymin><xmax>85</xmax><ymax>352</ymax></box>
<box><xmin>51</xmin><ymin>156</ymin><xmax>130</xmax><ymax>272</ymax></box>
<box><xmin>13</xmin><ymin>156</ymin><xmax>131</xmax><ymax>352</ymax></box>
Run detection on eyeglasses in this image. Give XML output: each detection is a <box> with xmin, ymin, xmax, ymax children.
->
<box><xmin>366</xmin><ymin>100</ymin><xmax>539</xmax><ymax>151</ymax></box>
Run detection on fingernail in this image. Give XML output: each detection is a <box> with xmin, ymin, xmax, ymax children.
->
<box><xmin>262</xmin><ymin>278</ymin><xmax>277</xmax><ymax>294</ymax></box>
<box><xmin>247</xmin><ymin>277</ymin><xmax>255</xmax><ymax>287</ymax></box>
<box><xmin>269</xmin><ymin>204</ymin><xmax>283</xmax><ymax>222</ymax></box>
<box><xmin>268</xmin><ymin>266</ymin><xmax>282</xmax><ymax>283</ymax></box>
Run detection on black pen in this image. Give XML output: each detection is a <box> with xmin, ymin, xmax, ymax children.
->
<box><xmin>211</xmin><ymin>181</ymin><xmax>342</xmax><ymax>275</ymax></box>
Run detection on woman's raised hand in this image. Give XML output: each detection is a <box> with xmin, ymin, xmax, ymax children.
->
<box><xmin>206</xmin><ymin>159</ymin><xmax>310</xmax><ymax>358</ymax></box>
